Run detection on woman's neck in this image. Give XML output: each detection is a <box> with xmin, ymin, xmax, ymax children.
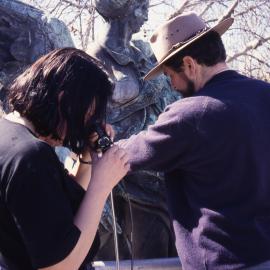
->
<box><xmin>5</xmin><ymin>111</ymin><xmax>37</xmax><ymax>136</ymax></box>
<box><xmin>5</xmin><ymin>111</ymin><xmax>62</xmax><ymax>147</ymax></box>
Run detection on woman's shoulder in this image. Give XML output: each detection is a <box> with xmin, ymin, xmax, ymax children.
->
<box><xmin>0</xmin><ymin>121</ymin><xmax>55</xmax><ymax>164</ymax></box>
<box><xmin>14</xmin><ymin>137</ymin><xmax>56</xmax><ymax>168</ymax></box>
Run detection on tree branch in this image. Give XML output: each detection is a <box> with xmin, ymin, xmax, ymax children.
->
<box><xmin>227</xmin><ymin>36</ymin><xmax>270</xmax><ymax>63</ymax></box>
<box><xmin>218</xmin><ymin>0</ymin><xmax>238</xmax><ymax>23</ymax></box>
<box><xmin>168</xmin><ymin>0</ymin><xmax>190</xmax><ymax>20</ymax></box>
<box><xmin>60</xmin><ymin>0</ymin><xmax>92</xmax><ymax>10</ymax></box>
<box><xmin>199</xmin><ymin>1</ymin><xmax>215</xmax><ymax>17</ymax></box>
<box><xmin>247</xmin><ymin>53</ymin><xmax>270</xmax><ymax>69</ymax></box>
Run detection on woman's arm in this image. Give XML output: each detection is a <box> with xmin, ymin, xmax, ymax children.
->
<box><xmin>72</xmin><ymin>152</ymin><xmax>93</xmax><ymax>190</ymax></box>
<box><xmin>39</xmin><ymin>145</ymin><xmax>129</xmax><ymax>270</ymax></box>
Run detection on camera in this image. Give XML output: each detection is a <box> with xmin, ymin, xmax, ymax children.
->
<box><xmin>93</xmin><ymin>124</ymin><xmax>113</xmax><ymax>153</ymax></box>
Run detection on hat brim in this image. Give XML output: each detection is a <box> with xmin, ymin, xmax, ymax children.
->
<box><xmin>144</xmin><ymin>17</ymin><xmax>234</xmax><ymax>80</ymax></box>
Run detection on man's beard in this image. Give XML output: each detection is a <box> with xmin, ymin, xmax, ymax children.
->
<box><xmin>180</xmin><ymin>77</ymin><xmax>196</xmax><ymax>98</ymax></box>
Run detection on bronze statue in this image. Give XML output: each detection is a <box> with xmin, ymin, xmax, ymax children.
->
<box><xmin>0</xmin><ymin>0</ymin><xmax>74</xmax><ymax>108</ymax></box>
<box><xmin>89</xmin><ymin>0</ymin><xmax>179</xmax><ymax>260</ymax></box>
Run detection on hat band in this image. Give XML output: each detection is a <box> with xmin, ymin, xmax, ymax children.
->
<box><xmin>159</xmin><ymin>26</ymin><xmax>210</xmax><ymax>63</ymax></box>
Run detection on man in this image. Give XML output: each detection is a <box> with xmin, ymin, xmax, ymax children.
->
<box><xmin>119</xmin><ymin>12</ymin><xmax>270</xmax><ymax>270</ymax></box>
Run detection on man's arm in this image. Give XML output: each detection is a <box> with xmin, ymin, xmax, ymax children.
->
<box><xmin>118</xmin><ymin>100</ymin><xmax>196</xmax><ymax>173</ymax></box>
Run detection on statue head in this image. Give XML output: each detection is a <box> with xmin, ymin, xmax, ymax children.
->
<box><xmin>94</xmin><ymin>0</ymin><xmax>149</xmax><ymax>33</ymax></box>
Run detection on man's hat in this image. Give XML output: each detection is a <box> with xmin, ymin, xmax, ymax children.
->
<box><xmin>144</xmin><ymin>12</ymin><xmax>234</xmax><ymax>80</ymax></box>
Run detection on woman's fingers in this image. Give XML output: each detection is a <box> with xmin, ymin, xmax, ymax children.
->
<box><xmin>89</xmin><ymin>132</ymin><xmax>99</xmax><ymax>145</ymax></box>
<box><xmin>121</xmin><ymin>153</ymin><xmax>129</xmax><ymax>164</ymax></box>
<box><xmin>112</xmin><ymin>146</ymin><xmax>126</xmax><ymax>158</ymax></box>
<box><xmin>110</xmin><ymin>145</ymin><xmax>119</xmax><ymax>153</ymax></box>
<box><xmin>109</xmin><ymin>146</ymin><xmax>129</xmax><ymax>164</ymax></box>
<box><xmin>124</xmin><ymin>162</ymin><xmax>130</xmax><ymax>170</ymax></box>
<box><xmin>104</xmin><ymin>124</ymin><xmax>115</xmax><ymax>141</ymax></box>
<box><xmin>104</xmin><ymin>145</ymin><xmax>129</xmax><ymax>170</ymax></box>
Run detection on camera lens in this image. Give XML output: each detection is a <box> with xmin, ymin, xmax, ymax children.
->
<box><xmin>98</xmin><ymin>137</ymin><xmax>110</xmax><ymax>147</ymax></box>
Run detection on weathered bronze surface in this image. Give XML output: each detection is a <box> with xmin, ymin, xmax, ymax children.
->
<box><xmin>90</xmin><ymin>0</ymin><xmax>179</xmax><ymax>260</ymax></box>
<box><xmin>0</xmin><ymin>0</ymin><xmax>74</xmax><ymax>108</ymax></box>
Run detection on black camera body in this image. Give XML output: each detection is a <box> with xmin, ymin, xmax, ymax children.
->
<box><xmin>94</xmin><ymin>125</ymin><xmax>113</xmax><ymax>153</ymax></box>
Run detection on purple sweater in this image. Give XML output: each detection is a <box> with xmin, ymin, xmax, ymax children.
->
<box><xmin>120</xmin><ymin>71</ymin><xmax>270</xmax><ymax>270</ymax></box>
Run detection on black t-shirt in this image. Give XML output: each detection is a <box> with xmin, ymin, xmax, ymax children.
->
<box><xmin>0</xmin><ymin>118</ymin><xmax>99</xmax><ymax>269</ymax></box>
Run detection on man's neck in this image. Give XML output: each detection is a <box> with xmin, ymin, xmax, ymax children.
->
<box><xmin>198</xmin><ymin>62</ymin><xmax>229</xmax><ymax>90</ymax></box>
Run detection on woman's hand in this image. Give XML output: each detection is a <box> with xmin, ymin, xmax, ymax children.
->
<box><xmin>90</xmin><ymin>145</ymin><xmax>130</xmax><ymax>193</ymax></box>
<box><xmin>75</xmin><ymin>124</ymin><xmax>116</xmax><ymax>190</ymax></box>
<box><xmin>104</xmin><ymin>123</ymin><xmax>115</xmax><ymax>142</ymax></box>
<box><xmin>80</xmin><ymin>123</ymin><xmax>115</xmax><ymax>161</ymax></box>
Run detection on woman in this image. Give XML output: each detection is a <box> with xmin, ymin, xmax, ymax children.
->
<box><xmin>0</xmin><ymin>47</ymin><xmax>129</xmax><ymax>270</ymax></box>
<box><xmin>88</xmin><ymin>0</ymin><xmax>178</xmax><ymax>260</ymax></box>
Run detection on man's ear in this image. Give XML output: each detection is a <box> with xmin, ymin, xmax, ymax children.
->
<box><xmin>182</xmin><ymin>56</ymin><xmax>197</xmax><ymax>80</ymax></box>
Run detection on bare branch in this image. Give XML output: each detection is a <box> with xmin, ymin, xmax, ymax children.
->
<box><xmin>168</xmin><ymin>0</ymin><xmax>190</xmax><ymax>20</ymax></box>
<box><xmin>246</xmin><ymin>53</ymin><xmax>270</xmax><ymax>70</ymax></box>
<box><xmin>60</xmin><ymin>0</ymin><xmax>92</xmax><ymax>9</ymax></box>
<box><xmin>218</xmin><ymin>0</ymin><xmax>238</xmax><ymax>23</ymax></box>
<box><xmin>233</xmin><ymin>4</ymin><xmax>257</xmax><ymax>17</ymax></box>
<box><xmin>227</xmin><ymin>36</ymin><xmax>270</xmax><ymax>63</ymax></box>
<box><xmin>199</xmin><ymin>1</ymin><xmax>215</xmax><ymax>17</ymax></box>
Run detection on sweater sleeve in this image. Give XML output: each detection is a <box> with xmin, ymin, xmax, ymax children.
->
<box><xmin>118</xmin><ymin>100</ymin><xmax>196</xmax><ymax>173</ymax></box>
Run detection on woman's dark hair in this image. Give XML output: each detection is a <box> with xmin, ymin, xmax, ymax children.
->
<box><xmin>8</xmin><ymin>47</ymin><xmax>113</xmax><ymax>154</ymax></box>
<box><xmin>164</xmin><ymin>31</ymin><xmax>226</xmax><ymax>72</ymax></box>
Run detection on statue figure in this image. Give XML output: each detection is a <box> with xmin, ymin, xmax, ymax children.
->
<box><xmin>88</xmin><ymin>0</ymin><xmax>179</xmax><ymax>260</ymax></box>
<box><xmin>0</xmin><ymin>0</ymin><xmax>74</xmax><ymax>107</ymax></box>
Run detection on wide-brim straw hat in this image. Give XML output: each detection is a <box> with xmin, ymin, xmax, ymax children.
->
<box><xmin>144</xmin><ymin>12</ymin><xmax>234</xmax><ymax>80</ymax></box>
